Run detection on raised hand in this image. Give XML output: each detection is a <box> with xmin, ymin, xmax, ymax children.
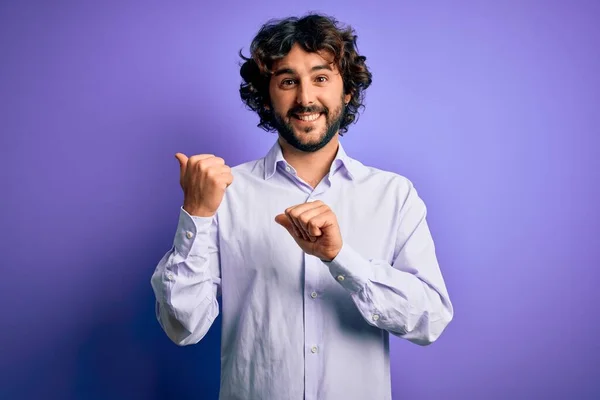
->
<box><xmin>174</xmin><ymin>153</ymin><xmax>233</xmax><ymax>217</ymax></box>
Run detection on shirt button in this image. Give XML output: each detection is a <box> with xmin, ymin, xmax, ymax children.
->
<box><xmin>285</xmin><ymin>165</ymin><xmax>291</xmax><ymax>172</ymax></box>
<box><xmin>311</xmin><ymin>346</ymin><xmax>318</xmax><ymax>354</ymax></box>
<box><xmin>336</xmin><ymin>275</ymin><xmax>345</xmax><ymax>282</ymax></box>
<box><xmin>185</xmin><ymin>231</ymin><xmax>193</xmax><ymax>239</ymax></box>
<box><xmin>372</xmin><ymin>314</ymin><xmax>380</xmax><ymax>321</ymax></box>
<box><xmin>310</xmin><ymin>291</ymin><xmax>318</xmax><ymax>299</ymax></box>
<box><xmin>166</xmin><ymin>272</ymin><xmax>175</xmax><ymax>281</ymax></box>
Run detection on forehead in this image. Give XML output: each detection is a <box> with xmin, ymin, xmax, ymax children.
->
<box><xmin>271</xmin><ymin>44</ymin><xmax>336</xmax><ymax>73</ymax></box>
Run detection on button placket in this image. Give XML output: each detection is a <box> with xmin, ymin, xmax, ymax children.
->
<box><xmin>303</xmin><ymin>255</ymin><xmax>322</xmax><ymax>400</ymax></box>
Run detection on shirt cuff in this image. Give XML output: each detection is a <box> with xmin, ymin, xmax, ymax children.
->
<box><xmin>322</xmin><ymin>242</ymin><xmax>372</xmax><ymax>293</ymax></box>
<box><xmin>173</xmin><ymin>206</ymin><xmax>215</xmax><ymax>258</ymax></box>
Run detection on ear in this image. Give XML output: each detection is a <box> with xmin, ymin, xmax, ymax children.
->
<box><xmin>344</xmin><ymin>93</ymin><xmax>352</xmax><ymax>105</ymax></box>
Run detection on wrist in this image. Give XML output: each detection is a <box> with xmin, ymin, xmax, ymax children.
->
<box><xmin>320</xmin><ymin>247</ymin><xmax>342</xmax><ymax>263</ymax></box>
<box><xmin>183</xmin><ymin>204</ymin><xmax>214</xmax><ymax>217</ymax></box>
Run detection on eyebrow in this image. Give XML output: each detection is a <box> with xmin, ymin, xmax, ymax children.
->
<box><xmin>273</xmin><ymin>64</ymin><xmax>333</xmax><ymax>77</ymax></box>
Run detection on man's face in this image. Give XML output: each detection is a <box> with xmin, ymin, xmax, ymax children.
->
<box><xmin>268</xmin><ymin>44</ymin><xmax>351</xmax><ymax>152</ymax></box>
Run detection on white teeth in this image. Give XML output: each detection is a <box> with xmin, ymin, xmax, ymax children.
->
<box><xmin>297</xmin><ymin>113</ymin><xmax>320</xmax><ymax>121</ymax></box>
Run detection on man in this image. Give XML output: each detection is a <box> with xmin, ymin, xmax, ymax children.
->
<box><xmin>151</xmin><ymin>13</ymin><xmax>453</xmax><ymax>400</ymax></box>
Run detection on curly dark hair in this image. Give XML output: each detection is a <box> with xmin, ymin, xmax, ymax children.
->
<box><xmin>239</xmin><ymin>13</ymin><xmax>373</xmax><ymax>135</ymax></box>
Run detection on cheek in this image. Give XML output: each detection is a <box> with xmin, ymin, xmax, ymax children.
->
<box><xmin>271</xmin><ymin>102</ymin><xmax>288</xmax><ymax>117</ymax></box>
<box><xmin>322</xmin><ymin>84</ymin><xmax>345</xmax><ymax>106</ymax></box>
<box><xmin>270</xmin><ymin>93</ymin><xmax>294</xmax><ymax>115</ymax></box>
<box><xmin>324</xmin><ymin>95</ymin><xmax>343</xmax><ymax>112</ymax></box>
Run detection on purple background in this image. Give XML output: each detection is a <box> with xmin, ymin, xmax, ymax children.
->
<box><xmin>1</xmin><ymin>1</ymin><xmax>599</xmax><ymax>399</ymax></box>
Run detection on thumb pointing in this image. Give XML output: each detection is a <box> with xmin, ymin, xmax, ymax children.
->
<box><xmin>174</xmin><ymin>153</ymin><xmax>188</xmax><ymax>168</ymax></box>
<box><xmin>274</xmin><ymin>214</ymin><xmax>291</xmax><ymax>231</ymax></box>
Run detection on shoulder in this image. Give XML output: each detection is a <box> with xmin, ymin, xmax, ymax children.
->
<box><xmin>229</xmin><ymin>157</ymin><xmax>264</xmax><ymax>179</ymax></box>
<box><xmin>352</xmin><ymin>159</ymin><xmax>415</xmax><ymax>193</ymax></box>
<box><xmin>351</xmin><ymin>160</ymin><xmax>427</xmax><ymax>214</ymax></box>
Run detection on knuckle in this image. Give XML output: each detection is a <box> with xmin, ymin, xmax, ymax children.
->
<box><xmin>204</xmin><ymin>168</ymin><xmax>217</xmax><ymax>178</ymax></box>
<box><xmin>190</xmin><ymin>154</ymin><xmax>210</xmax><ymax>163</ymax></box>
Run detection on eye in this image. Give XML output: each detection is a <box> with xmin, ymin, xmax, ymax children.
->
<box><xmin>315</xmin><ymin>76</ymin><xmax>328</xmax><ymax>83</ymax></box>
<box><xmin>280</xmin><ymin>79</ymin><xmax>296</xmax><ymax>87</ymax></box>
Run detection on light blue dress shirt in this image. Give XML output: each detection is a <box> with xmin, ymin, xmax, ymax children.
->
<box><xmin>151</xmin><ymin>140</ymin><xmax>453</xmax><ymax>400</ymax></box>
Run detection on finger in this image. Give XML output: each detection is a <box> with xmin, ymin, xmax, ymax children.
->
<box><xmin>175</xmin><ymin>152</ymin><xmax>188</xmax><ymax>171</ymax></box>
<box><xmin>215</xmin><ymin>171</ymin><xmax>234</xmax><ymax>189</ymax></box>
<box><xmin>206</xmin><ymin>164</ymin><xmax>231</xmax><ymax>177</ymax></box>
<box><xmin>285</xmin><ymin>200</ymin><xmax>325</xmax><ymax>216</ymax></box>
<box><xmin>187</xmin><ymin>155</ymin><xmax>217</xmax><ymax>174</ymax></box>
<box><xmin>174</xmin><ymin>153</ymin><xmax>189</xmax><ymax>167</ymax></box>
<box><xmin>305</xmin><ymin>210</ymin><xmax>335</xmax><ymax>237</ymax></box>
<box><xmin>276</xmin><ymin>213</ymin><xmax>301</xmax><ymax>238</ymax></box>
<box><xmin>221</xmin><ymin>171</ymin><xmax>234</xmax><ymax>188</ymax></box>
<box><xmin>287</xmin><ymin>215</ymin><xmax>303</xmax><ymax>239</ymax></box>
<box><xmin>187</xmin><ymin>154</ymin><xmax>215</xmax><ymax>163</ymax></box>
<box><xmin>175</xmin><ymin>153</ymin><xmax>189</xmax><ymax>187</ymax></box>
<box><xmin>287</xmin><ymin>201</ymin><xmax>326</xmax><ymax>240</ymax></box>
<box><xmin>274</xmin><ymin>213</ymin><xmax>289</xmax><ymax>227</ymax></box>
<box><xmin>297</xmin><ymin>205</ymin><xmax>329</xmax><ymax>239</ymax></box>
<box><xmin>213</xmin><ymin>165</ymin><xmax>231</xmax><ymax>175</ymax></box>
<box><xmin>191</xmin><ymin>155</ymin><xmax>225</xmax><ymax>168</ymax></box>
<box><xmin>286</xmin><ymin>209</ymin><xmax>309</xmax><ymax>241</ymax></box>
<box><xmin>183</xmin><ymin>154</ymin><xmax>215</xmax><ymax>179</ymax></box>
<box><xmin>283</xmin><ymin>207</ymin><xmax>306</xmax><ymax>240</ymax></box>
<box><xmin>207</xmin><ymin>166</ymin><xmax>233</xmax><ymax>188</ymax></box>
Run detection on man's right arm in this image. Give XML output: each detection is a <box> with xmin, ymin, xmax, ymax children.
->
<box><xmin>150</xmin><ymin>206</ymin><xmax>221</xmax><ymax>346</ymax></box>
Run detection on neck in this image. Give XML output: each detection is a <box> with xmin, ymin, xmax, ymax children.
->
<box><xmin>278</xmin><ymin>134</ymin><xmax>340</xmax><ymax>188</ymax></box>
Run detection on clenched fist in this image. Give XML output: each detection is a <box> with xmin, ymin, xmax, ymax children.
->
<box><xmin>175</xmin><ymin>153</ymin><xmax>234</xmax><ymax>217</ymax></box>
<box><xmin>274</xmin><ymin>200</ymin><xmax>343</xmax><ymax>262</ymax></box>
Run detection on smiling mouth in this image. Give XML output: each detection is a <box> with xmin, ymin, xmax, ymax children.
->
<box><xmin>293</xmin><ymin>113</ymin><xmax>322</xmax><ymax>122</ymax></box>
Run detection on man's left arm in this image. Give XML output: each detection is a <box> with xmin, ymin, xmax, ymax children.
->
<box><xmin>323</xmin><ymin>184</ymin><xmax>453</xmax><ymax>346</ymax></box>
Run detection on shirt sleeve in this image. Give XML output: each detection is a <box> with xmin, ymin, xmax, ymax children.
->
<box><xmin>150</xmin><ymin>206</ymin><xmax>221</xmax><ymax>346</ymax></box>
<box><xmin>322</xmin><ymin>182</ymin><xmax>454</xmax><ymax>345</ymax></box>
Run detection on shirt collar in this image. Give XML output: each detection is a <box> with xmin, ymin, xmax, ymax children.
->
<box><xmin>263</xmin><ymin>139</ymin><xmax>366</xmax><ymax>181</ymax></box>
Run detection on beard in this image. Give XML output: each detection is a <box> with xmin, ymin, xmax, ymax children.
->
<box><xmin>271</xmin><ymin>97</ymin><xmax>346</xmax><ymax>153</ymax></box>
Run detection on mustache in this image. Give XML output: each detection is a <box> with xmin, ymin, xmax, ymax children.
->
<box><xmin>288</xmin><ymin>105</ymin><xmax>328</xmax><ymax>117</ymax></box>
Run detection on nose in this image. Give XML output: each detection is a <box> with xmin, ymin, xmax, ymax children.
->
<box><xmin>296</xmin><ymin>80</ymin><xmax>315</xmax><ymax>106</ymax></box>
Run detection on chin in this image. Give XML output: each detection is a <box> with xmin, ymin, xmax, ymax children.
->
<box><xmin>296</xmin><ymin>131</ymin><xmax>326</xmax><ymax>143</ymax></box>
